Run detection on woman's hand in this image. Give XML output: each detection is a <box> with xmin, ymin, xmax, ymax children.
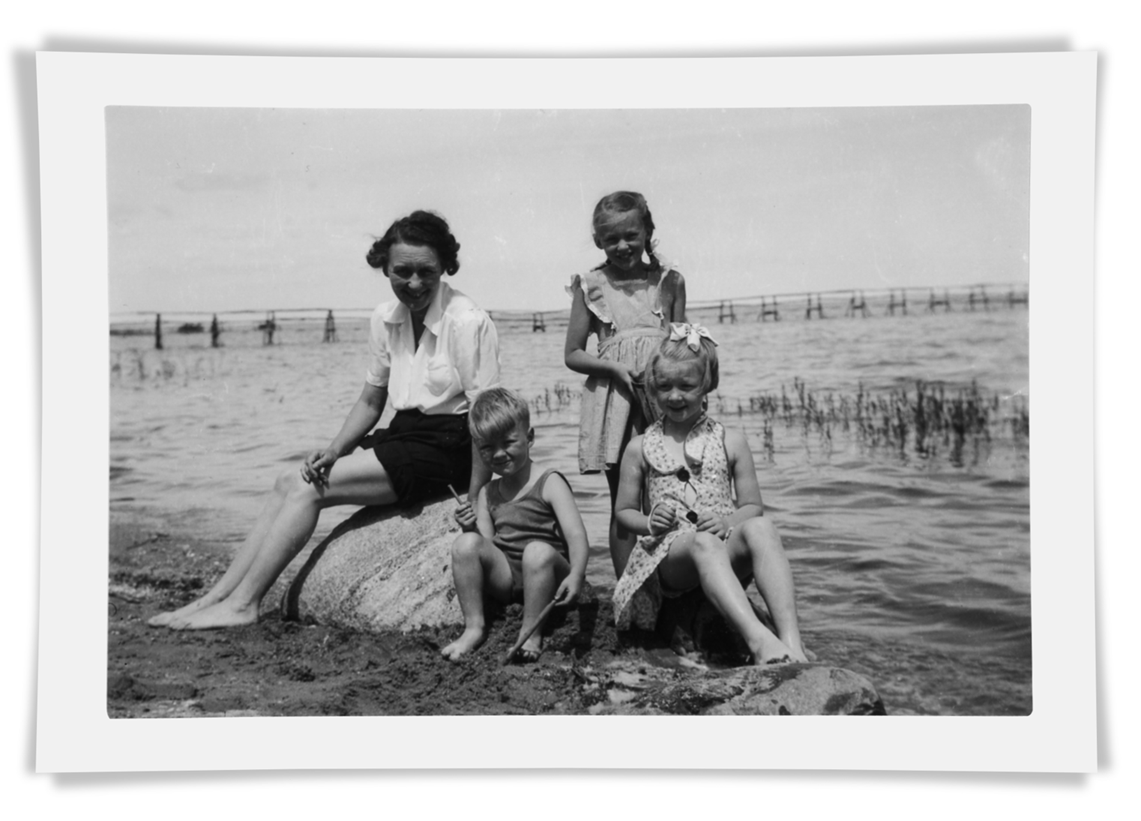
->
<box><xmin>553</xmin><ymin>574</ymin><xmax>583</xmax><ymax>607</ymax></box>
<box><xmin>302</xmin><ymin>447</ymin><xmax>338</xmax><ymax>487</ymax></box>
<box><xmin>648</xmin><ymin>502</ymin><xmax>678</xmax><ymax>537</ymax></box>
<box><xmin>695</xmin><ymin>510</ymin><xmax>730</xmax><ymax>538</ymax></box>
<box><xmin>453</xmin><ymin>500</ymin><xmax>477</xmax><ymax>532</ymax></box>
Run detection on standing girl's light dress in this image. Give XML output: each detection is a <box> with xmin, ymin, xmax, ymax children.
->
<box><xmin>568</xmin><ymin>265</ymin><xmax>682</xmax><ymax>474</ymax></box>
<box><xmin>612</xmin><ymin>415</ymin><xmax>737</xmax><ymax>630</ymax></box>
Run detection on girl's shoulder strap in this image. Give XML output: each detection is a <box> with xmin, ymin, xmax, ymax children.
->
<box><xmin>640</xmin><ymin>421</ymin><xmax>674</xmax><ymax>474</ymax></box>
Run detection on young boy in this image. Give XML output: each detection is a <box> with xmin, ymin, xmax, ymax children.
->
<box><xmin>441</xmin><ymin>388</ymin><xmax>589</xmax><ymax>662</ymax></box>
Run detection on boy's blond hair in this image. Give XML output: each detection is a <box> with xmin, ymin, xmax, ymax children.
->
<box><xmin>468</xmin><ymin>387</ymin><xmax>530</xmax><ymax>445</ymax></box>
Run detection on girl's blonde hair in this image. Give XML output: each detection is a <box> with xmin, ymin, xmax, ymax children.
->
<box><xmin>645</xmin><ymin>333</ymin><xmax>720</xmax><ymax>394</ymax></box>
<box><xmin>468</xmin><ymin>387</ymin><xmax>530</xmax><ymax>445</ymax></box>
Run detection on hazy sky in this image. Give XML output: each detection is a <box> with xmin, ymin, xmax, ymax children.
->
<box><xmin>107</xmin><ymin>105</ymin><xmax>1029</xmax><ymax>316</ymax></box>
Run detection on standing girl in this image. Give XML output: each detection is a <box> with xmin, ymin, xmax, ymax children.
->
<box><xmin>612</xmin><ymin>325</ymin><xmax>808</xmax><ymax>665</ymax></box>
<box><xmin>564</xmin><ymin>191</ymin><xmax>686</xmax><ymax>576</ymax></box>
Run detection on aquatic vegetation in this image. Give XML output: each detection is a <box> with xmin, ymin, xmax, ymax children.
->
<box><xmin>716</xmin><ymin>378</ymin><xmax>1028</xmax><ymax>464</ymax></box>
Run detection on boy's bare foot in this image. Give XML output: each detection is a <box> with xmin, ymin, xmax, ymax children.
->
<box><xmin>168</xmin><ymin>600</ymin><xmax>258</xmax><ymax>630</ymax></box>
<box><xmin>515</xmin><ymin>635</ymin><xmax>543</xmax><ymax>664</ymax></box>
<box><xmin>441</xmin><ymin>627</ymin><xmax>487</xmax><ymax>661</ymax></box>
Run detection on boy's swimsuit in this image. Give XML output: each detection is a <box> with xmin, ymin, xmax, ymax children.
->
<box><xmin>567</xmin><ymin>265</ymin><xmax>683</xmax><ymax>473</ymax></box>
<box><xmin>486</xmin><ymin>469</ymin><xmax>571</xmax><ymax>591</ymax></box>
<box><xmin>612</xmin><ymin>415</ymin><xmax>738</xmax><ymax>630</ymax></box>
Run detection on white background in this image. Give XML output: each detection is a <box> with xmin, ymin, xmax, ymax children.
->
<box><xmin>4</xmin><ymin>1</ymin><xmax>1133</xmax><ymax>815</ymax></box>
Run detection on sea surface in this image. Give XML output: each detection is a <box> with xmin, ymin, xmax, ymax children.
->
<box><xmin>110</xmin><ymin>305</ymin><xmax>1030</xmax><ymax>715</ymax></box>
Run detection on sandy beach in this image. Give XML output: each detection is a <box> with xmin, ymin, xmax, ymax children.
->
<box><xmin>108</xmin><ymin>508</ymin><xmax>708</xmax><ymax>718</ymax></box>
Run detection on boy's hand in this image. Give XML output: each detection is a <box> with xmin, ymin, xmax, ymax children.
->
<box><xmin>695</xmin><ymin>510</ymin><xmax>730</xmax><ymax>538</ymax></box>
<box><xmin>453</xmin><ymin>500</ymin><xmax>477</xmax><ymax>531</ymax></box>
<box><xmin>302</xmin><ymin>448</ymin><xmax>338</xmax><ymax>487</ymax></box>
<box><xmin>648</xmin><ymin>502</ymin><xmax>677</xmax><ymax>537</ymax></box>
<box><xmin>553</xmin><ymin>574</ymin><xmax>583</xmax><ymax>607</ymax></box>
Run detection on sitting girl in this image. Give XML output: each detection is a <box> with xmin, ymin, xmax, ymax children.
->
<box><xmin>442</xmin><ymin>388</ymin><xmax>589</xmax><ymax>662</ymax></box>
<box><xmin>612</xmin><ymin>324</ymin><xmax>808</xmax><ymax>665</ymax></box>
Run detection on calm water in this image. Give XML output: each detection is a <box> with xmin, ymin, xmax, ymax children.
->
<box><xmin>110</xmin><ymin>306</ymin><xmax>1030</xmax><ymax>715</ymax></box>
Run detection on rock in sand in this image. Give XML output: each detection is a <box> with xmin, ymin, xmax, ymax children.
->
<box><xmin>280</xmin><ymin>499</ymin><xmax>464</xmax><ymax>633</ymax></box>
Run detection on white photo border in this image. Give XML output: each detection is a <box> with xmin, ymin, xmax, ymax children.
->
<box><xmin>36</xmin><ymin>52</ymin><xmax>1096</xmax><ymax>772</ymax></box>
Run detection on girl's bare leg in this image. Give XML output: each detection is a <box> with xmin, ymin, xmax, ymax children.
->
<box><xmin>518</xmin><ymin>542</ymin><xmax>570</xmax><ymax>656</ymax></box>
<box><xmin>606</xmin><ymin>466</ymin><xmax>637</xmax><ymax>577</ymax></box>
<box><xmin>729</xmin><ymin>518</ymin><xmax>808</xmax><ymax>662</ymax></box>
<box><xmin>441</xmin><ymin>533</ymin><xmax>514</xmax><ymax>661</ymax></box>
<box><xmin>168</xmin><ymin>451</ymin><xmax>397</xmax><ymax>630</ymax></box>
<box><xmin>660</xmin><ymin>531</ymin><xmax>796</xmax><ymax>665</ymax></box>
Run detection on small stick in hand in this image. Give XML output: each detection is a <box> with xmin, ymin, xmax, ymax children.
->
<box><xmin>447</xmin><ymin>484</ymin><xmax>464</xmax><ymax>503</ymax></box>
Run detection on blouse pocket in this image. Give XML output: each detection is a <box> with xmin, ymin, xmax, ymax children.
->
<box><xmin>425</xmin><ymin>354</ymin><xmax>455</xmax><ymax>396</ymax></box>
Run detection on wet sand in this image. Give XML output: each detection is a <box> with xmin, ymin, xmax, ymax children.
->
<box><xmin>109</xmin><ymin>510</ymin><xmax>679</xmax><ymax>718</ymax></box>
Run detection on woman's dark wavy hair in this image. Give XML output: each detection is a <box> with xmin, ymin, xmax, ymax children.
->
<box><xmin>366</xmin><ymin>210</ymin><xmax>461</xmax><ymax>275</ymax></box>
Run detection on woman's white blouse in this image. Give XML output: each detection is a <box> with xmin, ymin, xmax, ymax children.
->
<box><xmin>365</xmin><ymin>280</ymin><xmax>501</xmax><ymax>415</ymax></box>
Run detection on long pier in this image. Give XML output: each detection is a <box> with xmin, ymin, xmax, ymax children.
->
<box><xmin>110</xmin><ymin>282</ymin><xmax>1029</xmax><ymax>348</ymax></box>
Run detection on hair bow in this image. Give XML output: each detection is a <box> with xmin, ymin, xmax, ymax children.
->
<box><xmin>668</xmin><ymin>322</ymin><xmax>718</xmax><ymax>351</ymax></box>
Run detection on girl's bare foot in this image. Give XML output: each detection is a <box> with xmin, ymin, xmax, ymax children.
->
<box><xmin>783</xmin><ymin>640</ymin><xmax>810</xmax><ymax>663</ymax></box>
<box><xmin>441</xmin><ymin>627</ymin><xmax>487</xmax><ymax>661</ymax></box>
<box><xmin>168</xmin><ymin>600</ymin><xmax>258</xmax><ymax>630</ymax></box>
<box><xmin>749</xmin><ymin>633</ymin><xmax>799</xmax><ymax>666</ymax></box>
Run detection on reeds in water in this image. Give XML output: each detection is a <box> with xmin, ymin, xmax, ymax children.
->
<box><xmin>716</xmin><ymin>378</ymin><xmax>1028</xmax><ymax>465</ymax></box>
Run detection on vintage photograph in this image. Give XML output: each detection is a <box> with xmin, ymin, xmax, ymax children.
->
<box><xmin>105</xmin><ymin>105</ymin><xmax>1031</xmax><ymax>718</ymax></box>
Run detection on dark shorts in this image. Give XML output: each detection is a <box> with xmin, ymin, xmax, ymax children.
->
<box><xmin>359</xmin><ymin>410</ymin><xmax>472</xmax><ymax>509</ymax></box>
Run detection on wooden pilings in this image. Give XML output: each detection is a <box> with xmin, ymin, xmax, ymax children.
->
<box><xmin>532</xmin><ymin>312</ymin><xmax>547</xmax><ymax>332</ymax></box>
<box><xmin>887</xmin><ymin>290</ymin><xmax>908</xmax><ymax>316</ymax></box>
<box><xmin>845</xmin><ymin>291</ymin><xmax>869</xmax><ymax>318</ymax></box>
<box><xmin>805</xmin><ymin>294</ymin><xmax>824</xmax><ymax>319</ymax></box>
<box><xmin>719</xmin><ymin>300</ymin><xmax>739</xmax><ymax>324</ymax></box>
<box><xmin>261</xmin><ymin>311</ymin><xmax>277</xmax><ymax>345</ymax></box>
<box><xmin>968</xmin><ymin>287</ymin><xmax>990</xmax><ymax>312</ymax></box>
<box><xmin>928</xmin><ymin>289</ymin><xmax>952</xmax><ymax>313</ymax></box>
<box><xmin>757</xmin><ymin>298</ymin><xmax>778</xmax><ymax>322</ymax></box>
<box><xmin>1007</xmin><ymin>288</ymin><xmax>1029</xmax><ymax>308</ymax></box>
<box><xmin>323</xmin><ymin>310</ymin><xmax>338</xmax><ymax>343</ymax></box>
<box><xmin>154</xmin><ymin>313</ymin><xmax>163</xmax><ymax>350</ymax></box>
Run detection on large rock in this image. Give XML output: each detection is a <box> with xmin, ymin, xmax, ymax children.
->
<box><xmin>279</xmin><ymin>499</ymin><xmax>464</xmax><ymax>632</ymax></box>
<box><xmin>587</xmin><ymin>659</ymin><xmax>887</xmax><ymax>716</ymax></box>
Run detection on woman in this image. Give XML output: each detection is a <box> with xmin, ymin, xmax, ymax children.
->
<box><xmin>149</xmin><ymin>210</ymin><xmax>501</xmax><ymax>630</ymax></box>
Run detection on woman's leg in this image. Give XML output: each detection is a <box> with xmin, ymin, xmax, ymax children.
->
<box><xmin>518</xmin><ymin>542</ymin><xmax>571</xmax><ymax>656</ymax></box>
<box><xmin>148</xmin><ymin>471</ymin><xmax>300</xmax><ymax>626</ymax></box>
<box><xmin>727</xmin><ymin>518</ymin><xmax>807</xmax><ymax>662</ymax></box>
<box><xmin>659</xmin><ymin>531</ymin><xmax>796</xmax><ymax>664</ymax></box>
<box><xmin>440</xmin><ymin>533</ymin><xmax>514</xmax><ymax>661</ymax></box>
<box><xmin>167</xmin><ymin>450</ymin><xmax>399</xmax><ymax>630</ymax></box>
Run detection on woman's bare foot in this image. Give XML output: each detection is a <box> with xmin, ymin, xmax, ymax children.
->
<box><xmin>168</xmin><ymin>599</ymin><xmax>258</xmax><ymax>630</ymax></box>
<box><xmin>441</xmin><ymin>627</ymin><xmax>487</xmax><ymax>661</ymax></box>
<box><xmin>147</xmin><ymin>595</ymin><xmax>217</xmax><ymax>627</ymax></box>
